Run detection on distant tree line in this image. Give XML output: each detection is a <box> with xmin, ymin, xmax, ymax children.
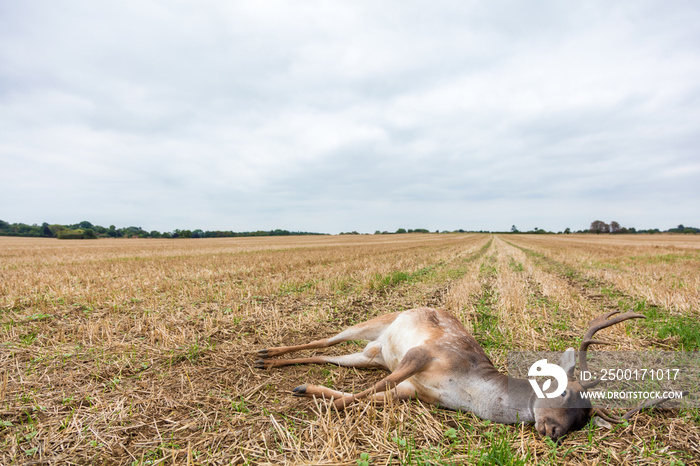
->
<box><xmin>1</xmin><ymin>219</ymin><xmax>697</xmax><ymax>239</ymax></box>
<box><xmin>0</xmin><ymin>220</ymin><xmax>326</xmax><ymax>240</ymax></box>
<box><xmin>501</xmin><ymin>222</ymin><xmax>698</xmax><ymax>235</ymax></box>
<box><xmin>587</xmin><ymin>220</ymin><xmax>699</xmax><ymax>235</ymax></box>
<box><xmin>370</xmin><ymin>228</ymin><xmax>434</xmax><ymax>235</ymax></box>
<box><xmin>341</xmin><ymin>228</ymin><xmax>461</xmax><ymax>235</ymax></box>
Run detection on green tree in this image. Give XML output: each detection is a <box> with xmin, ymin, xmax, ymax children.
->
<box><xmin>590</xmin><ymin>220</ymin><xmax>609</xmax><ymax>234</ymax></box>
<box><xmin>82</xmin><ymin>228</ymin><xmax>97</xmax><ymax>239</ymax></box>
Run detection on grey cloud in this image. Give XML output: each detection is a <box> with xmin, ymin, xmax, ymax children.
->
<box><xmin>1</xmin><ymin>1</ymin><xmax>699</xmax><ymax>233</ymax></box>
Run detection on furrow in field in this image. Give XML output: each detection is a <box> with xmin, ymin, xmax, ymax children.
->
<box><xmin>501</xmin><ymin>237</ymin><xmax>651</xmax><ymax>354</ymax></box>
<box><xmin>441</xmin><ymin>236</ymin><xmax>493</xmax><ymax>322</ymax></box>
<box><xmin>442</xmin><ymin>238</ymin><xmax>517</xmax><ymax>367</ymax></box>
<box><xmin>506</xmin><ymin>234</ymin><xmax>700</xmax><ymax>315</ymax></box>
<box><xmin>495</xmin><ymin>237</ymin><xmax>575</xmax><ymax>351</ymax></box>
<box><xmin>505</xmin><ymin>236</ymin><xmax>700</xmax><ymax>351</ymax></box>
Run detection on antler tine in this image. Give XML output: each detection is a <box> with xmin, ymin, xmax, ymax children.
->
<box><xmin>579</xmin><ymin>311</ymin><xmax>645</xmax><ymax>389</ymax></box>
<box><xmin>591</xmin><ymin>407</ymin><xmax>624</xmax><ymax>424</ymax></box>
<box><xmin>590</xmin><ymin>392</ymin><xmax>689</xmax><ymax>427</ymax></box>
<box><xmin>581</xmin><ymin>311</ymin><xmax>645</xmax><ymax>344</ymax></box>
<box><xmin>622</xmin><ymin>392</ymin><xmax>689</xmax><ymax>421</ymax></box>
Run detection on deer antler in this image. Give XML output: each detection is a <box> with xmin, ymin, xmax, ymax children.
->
<box><xmin>578</xmin><ymin>310</ymin><xmax>645</xmax><ymax>389</ymax></box>
<box><xmin>580</xmin><ymin>312</ymin><xmax>690</xmax><ymax>426</ymax></box>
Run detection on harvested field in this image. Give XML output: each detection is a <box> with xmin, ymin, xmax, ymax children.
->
<box><xmin>1</xmin><ymin>234</ymin><xmax>698</xmax><ymax>465</ymax></box>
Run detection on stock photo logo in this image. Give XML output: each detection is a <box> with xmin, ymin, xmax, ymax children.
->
<box><xmin>528</xmin><ymin>359</ymin><xmax>568</xmax><ymax>399</ymax></box>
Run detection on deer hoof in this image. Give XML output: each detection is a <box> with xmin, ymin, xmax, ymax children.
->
<box><xmin>292</xmin><ymin>385</ymin><xmax>308</xmax><ymax>396</ymax></box>
<box><xmin>257</xmin><ymin>349</ymin><xmax>269</xmax><ymax>357</ymax></box>
<box><xmin>254</xmin><ymin>359</ymin><xmax>269</xmax><ymax>369</ymax></box>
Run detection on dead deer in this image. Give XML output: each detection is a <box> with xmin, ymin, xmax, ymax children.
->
<box><xmin>256</xmin><ymin>308</ymin><xmax>668</xmax><ymax>441</ymax></box>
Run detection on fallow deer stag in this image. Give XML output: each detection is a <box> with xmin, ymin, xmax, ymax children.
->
<box><xmin>256</xmin><ymin>308</ymin><xmax>660</xmax><ymax>441</ymax></box>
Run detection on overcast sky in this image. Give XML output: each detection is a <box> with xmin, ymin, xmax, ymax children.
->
<box><xmin>1</xmin><ymin>1</ymin><xmax>699</xmax><ymax>234</ymax></box>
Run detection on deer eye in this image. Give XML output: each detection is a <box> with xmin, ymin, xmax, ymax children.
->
<box><xmin>561</xmin><ymin>390</ymin><xmax>567</xmax><ymax>398</ymax></box>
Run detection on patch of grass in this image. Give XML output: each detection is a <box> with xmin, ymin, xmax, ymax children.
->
<box><xmin>473</xmin><ymin>255</ymin><xmax>508</xmax><ymax>351</ymax></box>
<box><xmin>392</xmin><ymin>434</ymin><xmax>445</xmax><ymax>465</ymax></box>
<box><xmin>629</xmin><ymin>253</ymin><xmax>698</xmax><ymax>265</ymax></box>
<box><xmin>635</xmin><ymin>300</ymin><xmax>700</xmax><ymax>350</ymax></box>
<box><xmin>377</xmin><ymin>271</ymin><xmax>411</xmax><ymax>289</ymax></box>
<box><xmin>542</xmin><ymin>308</ymin><xmax>571</xmax><ymax>352</ymax></box>
<box><xmin>425</xmin><ymin>418</ymin><xmax>530</xmax><ymax>465</ymax></box>
<box><xmin>473</xmin><ymin>426</ymin><xmax>530</xmax><ymax>465</ymax></box>
<box><xmin>280</xmin><ymin>280</ymin><xmax>319</xmax><ymax>294</ymax></box>
<box><xmin>356</xmin><ymin>452</ymin><xmax>370</xmax><ymax>466</ymax></box>
<box><xmin>19</xmin><ymin>332</ymin><xmax>38</xmax><ymax>346</ymax></box>
<box><xmin>169</xmin><ymin>341</ymin><xmax>212</xmax><ymax>364</ymax></box>
<box><xmin>473</xmin><ymin>289</ymin><xmax>502</xmax><ymax>350</ymax></box>
<box><xmin>370</xmin><ymin>265</ymin><xmax>440</xmax><ymax>291</ymax></box>
<box><xmin>508</xmin><ymin>258</ymin><xmax>524</xmax><ymax>272</ymax></box>
<box><xmin>231</xmin><ymin>398</ymin><xmax>250</xmax><ymax>413</ymax></box>
<box><xmin>681</xmin><ymin>407</ymin><xmax>700</xmax><ymax>425</ymax></box>
<box><xmin>131</xmin><ymin>441</ymin><xmax>180</xmax><ymax>466</ymax></box>
<box><xmin>24</xmin><ymin>313</ymin><xmax>53</xmax><ymax>322</ymax></box>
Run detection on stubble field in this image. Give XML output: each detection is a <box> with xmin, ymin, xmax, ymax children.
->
<box><xmin>1</xmin><ymin>233</ymin><xmax>699</xmax><ymax>465</ymax></box>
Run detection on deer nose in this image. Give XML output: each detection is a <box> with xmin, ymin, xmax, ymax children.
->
<box><xmin>548</xmin><ymin>425</ymin><xmax>559</xmax><ymax>440</ymax></box>
<box><xmin>536</xmin><ymin>420</ymin><xmax>562</xmax><ymax>440</ymax></box>
<box><xmin>535</xmin><ymin>421</ymin><xmax>547</xmax><ymax>437</ymax></box>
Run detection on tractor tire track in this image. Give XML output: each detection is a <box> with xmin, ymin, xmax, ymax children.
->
<box><xmin>504</xmin><ymin>238</ymin><xmax>700</xmax><ymax>351</ymax></box>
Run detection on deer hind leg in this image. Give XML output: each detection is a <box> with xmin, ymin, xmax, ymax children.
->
<box><xmin>256</xmin><ymin>312</ymin><xmax>399</xmax><ymax>359</ymax></box>
<box><xmin>291</xmin><ymin>345</ymin><xmax>431</xmax><ymax>410</ymax></box>
<box><xmin>255</xmin><ymin>340</ymin><xmax>386</xmax><ymax>370</ymax></box>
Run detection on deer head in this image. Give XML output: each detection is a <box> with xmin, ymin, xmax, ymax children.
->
<box><xmin>532</xmin><ymin>311</ymin><xmax>646</xmax><ymax>441</ymax></box>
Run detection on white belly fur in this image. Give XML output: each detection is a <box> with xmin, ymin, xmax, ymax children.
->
<box><xmin>373</xmin><ymin>309</ymin><xmax>484</xmax><ymax>412</ymax></box>
<box><xmin>378</xmin><ymin>312</ymin><xmax>432</xmax><ymax>371</ymax></box>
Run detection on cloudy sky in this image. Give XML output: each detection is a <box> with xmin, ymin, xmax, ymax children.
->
<box><xmin>1</xmin><ymin>1</ymin><xmax>699</xmax><ymax>233</ymax></box>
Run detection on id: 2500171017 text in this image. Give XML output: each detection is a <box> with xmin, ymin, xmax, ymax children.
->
<box><xmin>581</xmin><ymin>368</ymin><xmax>680</xmax><ymax>382</ymax></box>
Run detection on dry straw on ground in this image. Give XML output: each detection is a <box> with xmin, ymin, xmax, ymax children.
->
<box><xmin>1</xmin><ymin>234</ymin><xmax>698</xmax><ymax>464</ymax></box>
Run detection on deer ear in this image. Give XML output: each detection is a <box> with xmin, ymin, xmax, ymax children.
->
<box><xmin>558</xmin><ymin>348</ymin><xmax>576</xmax><ymax>378</ymax></box>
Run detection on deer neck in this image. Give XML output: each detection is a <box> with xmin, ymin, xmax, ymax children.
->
<box><xmin>446</xmin><ymin>367</ymin><xmax>537</xmax><ymax>424</ymax></box>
